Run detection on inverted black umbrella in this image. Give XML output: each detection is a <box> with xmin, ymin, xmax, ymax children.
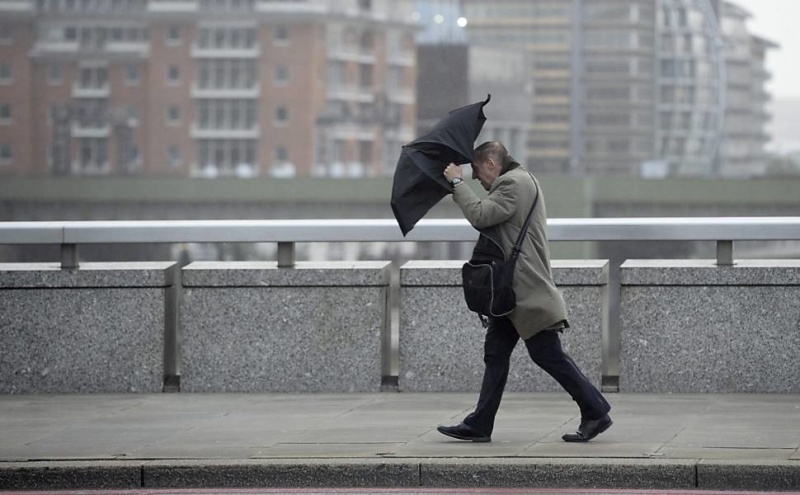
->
<box><xmin>391</xmin><ymin>94</ymin><xmax>491</xmax><ymax>235</ymax></box>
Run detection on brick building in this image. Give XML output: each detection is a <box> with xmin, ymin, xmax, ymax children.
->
<box><xmin>0</xmin><ymin>0</ymin><xmax>418</xmax><ymax>178</ymax></box>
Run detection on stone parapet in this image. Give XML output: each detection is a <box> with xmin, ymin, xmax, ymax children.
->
<box><xmin>620</xmin><ymin>260</ymin><xmax>800</xmax><ymax>393</ymax></box>
<box><xmin>0</xmin><ymin>262</ymin><xmax>175</xmax><ymax>393</ymax></box>
<box><xmin>399</xmin><ymin>260</ymin><xmax>608</xmax><ymax>392</ymax></box>
<box><xmin>181</xmin><ymin>261</ymin><xmax>391</xmax><ymax>393</ymax></box>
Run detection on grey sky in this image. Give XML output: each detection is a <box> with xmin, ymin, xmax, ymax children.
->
<box><xmin>733</xmin><ymin>0</ymin><xmax>800</xmax><ymax>99</ymax></box>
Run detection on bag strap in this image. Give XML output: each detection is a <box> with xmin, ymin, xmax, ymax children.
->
<box><xmin>510</xmin><ymin>174</ymin><xmax>539</xmax><ymax>259</ymax></box>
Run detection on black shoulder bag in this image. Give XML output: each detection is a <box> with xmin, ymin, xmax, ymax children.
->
<box><xmin>461</xmin><ymin>181</ymin><xmax>539</xmax><ymax>319</ymax></box>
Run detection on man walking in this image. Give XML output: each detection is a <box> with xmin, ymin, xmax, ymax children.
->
<box><xmin>438</xmin><ymin>141</ymin><xmax>612</xmax><ymax>443</ymax></box>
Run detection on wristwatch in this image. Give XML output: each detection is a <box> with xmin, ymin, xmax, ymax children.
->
<box><xmin>450</xmin><ymin>177</ymin><xmax>464</xmax><ymax>188</ymax></box>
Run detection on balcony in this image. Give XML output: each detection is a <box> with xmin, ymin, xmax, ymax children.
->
<box><xmin>191</xmin><ymin>84</ymin><xmax>260</xmax><ymax>99</ymax></box>
<box><xmin>388</xmin><ymin>52</ymin><xmax>415</xmax><ymax>67</ymax></box>
<box><xmin>105</xmin><ymin>41</ymin><xmax>150</xmax><ymax>56</ymax></box>
<box><xmin>190</xmin><ymin>125</ymin><xmax>260</xmax><ymax>139</ymax></box>
<box><xmin>0</xmin><ymin>1</ymin><xmax>34</xmax><ymax>14</ymax></box>
<box><xmin>327</xmin><ymin>86</ymin><xmax>374</xmax><ymax>103</ymax></box>
<box><xmin>191</xmin><ymin>45</ymin><xmax>260</xmax><ymax>59</ymax></box>
<box><xmin>386</xmin><ymin>88</ymin><xmax>414</xmax><ymax>105</ymax></box>
<box><xmin>255</xmin><ymin>0</ymin><xmax>325</xmax><ymax>14</ymax></box>
<box><xmin>71</xmin><ymin>124</ymin><xmax>111</xmax><ymax>138</ymax></box>
<box><xmin>147</xmin><ymin>1</ymin><xmax>198</xmax><ymax>13</ymax></box>
<box><xmin>327</xmin><ymin>46</ymin><xmax>376</xmax><ymax>64</ymax></box>
<box><xmin>30</xmin><ymin>41</ymin><xmax>80</xmax><ymax>57</ymax></box>
<box><xmin>72</xmin><ymin>84</ymin><xmax>111</xmax><ymax>99</ymax></box>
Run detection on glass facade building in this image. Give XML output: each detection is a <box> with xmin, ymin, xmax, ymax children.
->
<box><xmin>460</xmin><ymin>0</ymin><xmax>775</xmax><ymax>177</ymax></box>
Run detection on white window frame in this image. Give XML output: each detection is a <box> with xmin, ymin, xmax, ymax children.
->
<box><xmin>125</xmin><ymin>64</ymin><xmax>140</xmax><ymax>85</ymax></box>
<box><xmin>275</xmin><ymin>146</ymin><xmax>288</xmax><ymax>163</ymax></box>
<box><xmin>47</xmin><ymin>64</ymin><xmax>63</xmax><ymax>85</ymax></box>
<box><xmin>166</xmin><ymin>25</ymin><xmax>182</xmax><ymax>45</ymax></box>
<box><xmin>274</xmin><ymin>65</ymin><xmax>289</xmax><ymax>86</ymax></box>
<box><xmin>274</xmin><ymin>25</ymin><xmax>289</xmax><ymax>46</ymax></box>
<box><xmin>0</xmin><ymin>143</ymin><xmax>11</xmax><ymax>165</ymax></box>
<box><xmin>78</xmin><ymin>64</ymin><xmax>108</xmax><ymax>89</ymax></box>
<box><xmin>0</xmin><ymin>103</ymin><xmax>11</xmax><ymax>124</ymax></box>
<box><xmin>166</xmin><ymin>65</ymin><xmax>180</xmax><ymax>86</ymax></box>
<box><xmin>275</xmin><ymin>105</ymin><xmax>289</xmax><ymax>126</ymax></box>
<box><xmin>166</xmin><ymin>105</ymin><xmax>181</xmax><ymax>126</ymax></box>
<box><xmin>0</xmin><ymin>24</ymin><xmax>12</xmax><ymax>45</ymax></box>
<box><xmin>0</xmin><ymin>62</ymin><xmax>12</xmax><ymax>84</ymax></box>
<box><xmin>78</xmin><ymin>138</ymin><xmax>109</xmax><ymax>172</ymax></box>
<box><xmin>167</xmin><ymin>145</ymin><xmax>181</xmax><ymax>168</ymax></box>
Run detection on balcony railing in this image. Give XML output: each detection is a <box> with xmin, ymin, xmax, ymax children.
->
<box><xmin>191</xmin><ymin>84</ymin><xmax>260</xmax><ymax>99</ymax></box>
<box><xmin>72</xmin><ymin>84</ymin><xmax>111</xmax><ymax>98</ymax></box>
<box><xmin>189</xmin><ymin>125</ymin><xmax>260</xmax><ymax>139</ymax></box>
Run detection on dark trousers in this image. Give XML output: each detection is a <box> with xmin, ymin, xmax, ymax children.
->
<box><xmin>463</xmin><ymin>316</ymin><xmax>610</xmax><ymax>436</ymax></box>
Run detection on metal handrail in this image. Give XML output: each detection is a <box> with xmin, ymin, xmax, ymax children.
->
<box><xmin>2</xmin><ymin>217</ymin><xmax>800</xmax><ymax>242</ymax></box>
<box><xmin>2</xmin><ymin>217</ymin><xmax>800</xmax><ymax>268</ymax></box>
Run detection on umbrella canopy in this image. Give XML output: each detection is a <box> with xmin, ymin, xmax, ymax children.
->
<box><xmin>391</xmin><ymin>94</ymin><xmax>491</xmax><ymax>236</ymax></box>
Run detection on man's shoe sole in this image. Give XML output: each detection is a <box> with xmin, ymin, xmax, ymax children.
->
<box><xmin>562</xmin><ymin>418</ymin><xmax>613</xmax><ymax>443</ymax></box>
<box><xmin>436</xmin><ymin>426</ymin><xmax>491</xmax><ymax>443</ymax></box>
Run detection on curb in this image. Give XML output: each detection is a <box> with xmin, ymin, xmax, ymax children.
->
<box><xmin>1</xmin><ymin>459</ymin><xmax>799</xmax><ymax>491</ymax></box>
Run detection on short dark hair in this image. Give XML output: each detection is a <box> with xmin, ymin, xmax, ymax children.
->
<box><xmin>473</xmin><ymin>141</ymin><xmax>512</xmax><ymax>172</ymax></box>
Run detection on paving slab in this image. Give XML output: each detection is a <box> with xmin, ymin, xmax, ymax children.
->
<box><xmin>1</xmin><ymin>393</ymin><xmax>800</xmax><ymax>490</ymax></box>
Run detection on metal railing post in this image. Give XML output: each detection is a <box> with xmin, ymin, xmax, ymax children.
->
<box><xmin>602</xmin><ymin>259</ymin><xmax>621</xmax><ymax>392</ymax></box>
<box><xmin>60</xmin><ymin>243</ymin><xmax>79</xmax><ymax>269</ymax></box>
<box><xmin>716</xmin><ymin>240</ymin><xmax>734</xmax><ymax>266</ymax></box>
<box><xmin>277</xmin><ymin>242</ymin><xmax>296</xmax><ymax>268</ymax></box>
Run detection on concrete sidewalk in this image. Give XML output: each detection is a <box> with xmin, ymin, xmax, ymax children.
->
<box><xmin>1</xmin><ymin>393</ymin><xmax>799</xmax><ymax>491</ymax></box>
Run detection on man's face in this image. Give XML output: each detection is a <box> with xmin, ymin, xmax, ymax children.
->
<box><xmin>471</xmin><ymin>156</ymin><xmax>500</xmax><ymax>191</ymax></box>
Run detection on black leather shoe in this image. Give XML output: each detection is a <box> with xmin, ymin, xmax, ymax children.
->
<box><xmin>562</xmin><ymin>414</ymin><xmax>613</xmax><ymax>442</ymax></box>
<box><xmin>436</xmin><ymin>423</ymin><xmax>491</xmax><ymax>443</ymax></box>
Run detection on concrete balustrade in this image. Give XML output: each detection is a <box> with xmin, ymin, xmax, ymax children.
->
<box><xmin>398</xmin><ymin>260</ymin><xmax>608</xmax><ymax>392</ymax></box>
<box><xmin>3</xmin><ymin>256</ymin><xmax>800</xmax><ymax>394</ymax></box>
<box><xmin>620</xmin><ymin>260</ymin><xmax>800</xmax><ymax>393</ymax></box>
<box><xmin>0</xmin><ymin>262</ymin><xmax>176</xmax><ymax>393</ymax></box>
<box><xmin>180</xmin><ymin>261</ymin><xmax>391</xmax><ymax>393</ymax></box>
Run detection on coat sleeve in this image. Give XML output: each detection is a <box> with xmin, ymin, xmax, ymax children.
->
<box><xmin>452</xmin><ymin>176</ymin><xmax>517</xmax><ymax>229</ymax></box>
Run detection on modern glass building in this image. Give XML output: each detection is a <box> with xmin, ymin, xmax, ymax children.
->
<box><xmin>460</xmin><ymin>0</ymin><xmax>776</xmax><ymax>177</ymax></box>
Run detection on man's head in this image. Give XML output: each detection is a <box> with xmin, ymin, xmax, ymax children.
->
<box><xmin>471</xmin><ymin>141</ymin><xmax>510</xmax><ymax>190</ymax></box>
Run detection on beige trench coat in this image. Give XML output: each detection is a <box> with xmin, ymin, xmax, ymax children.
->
<box><xmin>452</xmin><ymin>163</ymin><xmax>568</xmax><ymax>339</ymax></box>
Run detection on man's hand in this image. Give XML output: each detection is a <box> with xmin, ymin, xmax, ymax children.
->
<box><xmin>443</xmin><ymin>163</ymin><xmax>462</xmax><ymax>183</ymax></box>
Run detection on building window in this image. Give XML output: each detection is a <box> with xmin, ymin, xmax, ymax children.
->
<box><xmin>275</xmin><ymin>106</ymin><xmax>289</xmax><ymax>125</ymax></box>
<box><xmin>47</xmin><ymin>64</ymin><xmax>63</xmax><ymax>85</ymax></box>
<box><xmin>197</xmin><ymin>59</ymin><xmax>256</xmax><ymax>89</ymax></box>
<box><xmin>197</xmin><ymin>27</ymin><xmax>256</xmax><ymax>49</ymax></box>
<box><xmin>167</xmin><ymin>145</ymin><xmax>181</xmax><ymax>168</ymax></box>
<box><xmin>274</xmin><ymin>25</ymin><xmax>289</xmax><ymax>45</ymax></box>
<box><xmin>0</xmin><ymin>24</ymin><xmax>11</xmax><ymax>44</ymax></box>
<box><xmin>166</xmin><ymin>25</ymin><xmax>181</xmax><ymax>44</ymax></box>
<box><xmin>167</xmin><ymin>65</ymin><xmax>180</xmax><ymax>85</ymax></box>
<box><xmin>0</xmin><ymin>104</ymin><xmax>10</xmax><ymax>124</ymax></box>
<box><xmin>274</xmin><ymin>66</ymin><xmax>289</xmax><ymax>86</ymax></box>
<box><xmin>78</xmin><ymin>65</ymin><xmax>108</xmax><ymax>89</ymax></box>
<box><xmin>166</xmin><ymin>106</ymin><xmax>181</xmax><ymax>125</ymax></box>
<box><xmin>359</xmin><ymin>64</ymin><xmax>373</xmax><ymax>89</ymax></box>
<box><xmin>0</xmin><ymin>144</ymin><xmax>11</xmax><ymax>165</ymax></box>
<box><xmin>125</xmin><ymin>64</ymin><xmax>140</xmax><ymax>84</ymax></box>
<box><xmin>197</xmin><ymin>139</ymin><xmax>256</xmax><ymax>174</ymax></box>
<box><xmin>275</xmin><ymin>146</ymin><xmax>288</xmax><ymax>163</ymax></box>
<box><xmin>0</xmin><ymin>62</ymin><xmax>11</xmax><ymax>84</ymax></box>
<box><xmin>197</xmin><ymin>100</ymin><xmax>256</xmax><ymax>129</ymax></box>
<box><xmin>358</xmin><ymin>141</ymin><xmax>372</xmax><ymax>166</ymax></box>
<box><xmin>78</xmin><ymin>138</ymin><xmax>108</xmax><ymax>171</ymax></box>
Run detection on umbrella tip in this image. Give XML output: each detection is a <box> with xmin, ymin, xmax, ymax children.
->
<box><xmin>483</xmin><ymin>94</ymin><xmax>491</xmax><ymax>105</ymax></box>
